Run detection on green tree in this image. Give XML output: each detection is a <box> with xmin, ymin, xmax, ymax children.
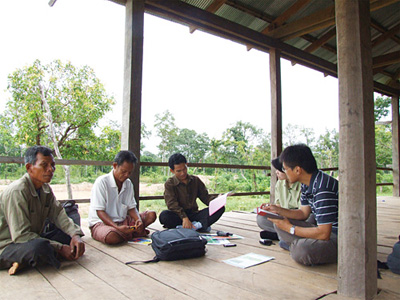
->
<box><xmin>5</xmin><ymin>59</ymin><xmax>115</xmax><ymax>198</ymax></box>
<box><xmin>374</xmin><ymin>96</ymin><xmax>391</xmax><ymax>122</ymax></box>
<box><xmin>174</xmin><ymin>128</ymin><xmax>210</xmax><ymax>164</ymax></box>
<box><xmin>154</xmin><ymin>110</ymin><xmax>178</xmax><ymax>164</ymax></box>
<box><xmin>314</xmin><ymin>129</ymin><xmax>339</xmax><ymax>169</ymax></box>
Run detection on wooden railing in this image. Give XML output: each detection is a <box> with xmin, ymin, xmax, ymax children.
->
<box><xmin>0</xmin><ymin>156</ymin><xmax>394</xmax><ymax>203</ymax></box>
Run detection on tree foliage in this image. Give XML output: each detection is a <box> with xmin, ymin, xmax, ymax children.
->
<box><xmin>5</xmin><ymin>59</ymin><xmax>115</xmax><ymax>158</ymax></box>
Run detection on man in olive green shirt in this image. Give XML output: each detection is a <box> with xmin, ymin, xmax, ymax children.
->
<box><xmin>0</xmin><ymin>146</ymin><xmax>85</xmax><ymax>275</ymax></box>
<box><xmin>159</xmin><ymin>153</ymin><xmax>225</xmax><ymax>231</ymax></box>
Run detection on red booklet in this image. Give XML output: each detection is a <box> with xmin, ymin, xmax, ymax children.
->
<box><xmin>256</xmin><ymin>207</ymin><xmax>284</xmax><ymax>219</ymax></box>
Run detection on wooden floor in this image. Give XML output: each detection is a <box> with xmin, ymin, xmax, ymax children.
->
<box><xmin>1</xmin><ymin>196</ymin><xmax>399</xmax><ymax>300</ymax></box>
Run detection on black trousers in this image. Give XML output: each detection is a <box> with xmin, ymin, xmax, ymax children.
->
<box><xmin>159</xmin><ymin>206</ymin><xmax>225</xmax><ymax>230</ymax></box>
<box><xmin>0</xmin><ymin>238</ymin><xmax>61</xmax><ymax>270</ymax></box>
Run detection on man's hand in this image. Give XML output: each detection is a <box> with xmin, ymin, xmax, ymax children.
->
<box><xmin>117</xmin><ymin>224</ymin><xmax>135</xmax><ymax>234</ymax></box>
<box><xmin>268</xmin><ymin>217</ymin><xmax>292</xmax><ymax>232</ymax></box>
<box><xmin>133</xmin><ymin>218</ymin><xmax>143</xmax><ymax>232</ymax></box>
<box><xmin>182</xmin><ymin>217</ymin><xmax>194</xmax><ymax>229</ymax></box>
<box><xmin>70</xmin><ymin>235</ymin><xmax>85</xmax><ymax>259</ymax></box>
<box><xmin>58</xmin><ymin>235</ymin><xmax>85</xmax><ymax>261</ymax></box>
<box><xmin>262</xmin><ymin>203</ymin><xmax>282</xmax><ymax>215</ymax></box>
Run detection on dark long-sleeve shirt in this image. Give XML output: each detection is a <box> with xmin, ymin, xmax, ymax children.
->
<box><xmin>163</xmin><ymin>175</ymin><xmax>216</xmax><ymax>219</ymax></box>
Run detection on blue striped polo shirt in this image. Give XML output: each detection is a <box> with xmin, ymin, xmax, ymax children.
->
<box><xmin>300</xmin><ymin>170</ymin><xmax>339</xmax><ymax>232</ymax></box>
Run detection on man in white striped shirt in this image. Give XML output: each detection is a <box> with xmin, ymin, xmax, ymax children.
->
<box><xmin>264</xmin><ymin>144</ymin><xmax>338</xmax><ymax>266</ymax></box>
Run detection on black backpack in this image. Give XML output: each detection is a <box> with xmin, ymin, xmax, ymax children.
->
<box><xmin>126</xmin><ymin>228</ymin><xmax>207</xmax><ymax>264</ymax></box>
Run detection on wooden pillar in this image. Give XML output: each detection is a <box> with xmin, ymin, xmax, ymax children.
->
<box><xmin>122</xmin><ymin>0</ymin><xmax>144</xmax><ymax>204</ymax></box>
<box><xmin>392</xmin><ymin>95</ymin><xmax>400</xmax><ymax>197</ymax></box>
<box><xmin>336</xmin><ymin>1</ymin><xmax>377</xmax><ymax>299</ymax></box>
<box><xmin>269</xmin><ymin>48</ymin><xmax>282</xmax><ymax>203</ymax></box>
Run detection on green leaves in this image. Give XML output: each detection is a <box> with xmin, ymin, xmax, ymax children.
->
<box><xmin>4</xmin><ymin>59</ymin><xmax>115</xmax><ymax>159</ymax></box>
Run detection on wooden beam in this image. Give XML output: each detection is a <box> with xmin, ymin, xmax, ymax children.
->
<box><xmin>267</xmin><ymin>0</ymin><xmax>399</xmax><ymax>41</ymax></box>
<box><xmin>121</xmin><ymin>0</ymin><xmax>144</xmax><ymax>204</ymax></box>
<box><xmin>373</xmin><ymin>50</ymin><xmax>400</xmax><ymax>69</ymax></box>
<box><xmin>206</xmin><ymin>0</ymin><xmax>226</xmax><ymax>13</ymax></box>
<box><xmin>336</xmin><ymin>0</ymin><xmax>377</xmax><ymax>298</ymax></box>
<box><xmin>372</xmin><ymin>22</ymin><xmax>400</xmax><ymax>48</ymax></box>
<box><xmin>190</xmin><ymin>0</ymin><xmax>226</xmax><ymax>33</ymax></box>
<box><xmin>385</xmin><ymin>67</ymin><xmax>400</xmax><ymax>86</ymax></box>
<box><xmin>371</xmin><ymin>18</ymin><xmax>400</xmax><ymax>45</ymax></box>
<box><xmin>392</xmin><ymin>95</ymin><xmax>400</xmax><ymax>196</ymax></box>
<box><xmin>269</xmin><ymin>48</ymin><xmax>282</xmax><ymax>204</ymax></box>
<box><xmin>267</xmin><ymin>4</ymin><xmax>336</xmax><ymax>41</ymax></box>
<box><xmin>304</xmin><ymin>27</ymin><xmax>336</xmax><ymax>53</ymax></box>
<box><xmin>261</xmin><ymin>0</ymin><xmax>311</xmax><ymax>34</ymax></box>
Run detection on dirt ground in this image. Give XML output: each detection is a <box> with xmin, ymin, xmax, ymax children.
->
<box><xmin>0</xmin><ymin>175</ymin><xmax>212</xmax><ymax>200</ymax></box>
<box><xmin>0</xmin><ymin>180</ymin><xmax>165</xmax><ymax>200</ymax></box>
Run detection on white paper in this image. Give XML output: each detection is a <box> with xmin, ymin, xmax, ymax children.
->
<box><xmin>209</xmin><ymin>192</ymin><xmax>230</xmax><ymax>216</ymax></box>
<box><xmin>223</xmin><ymin>252</ymin><xmax>275</xmax><ymax>269</ymax></box>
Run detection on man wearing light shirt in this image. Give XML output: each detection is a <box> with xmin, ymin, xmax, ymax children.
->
<box><xmin>88</xmin><ymin>151</ymin><xmax>156</xmax><ymax>245</ymax></box>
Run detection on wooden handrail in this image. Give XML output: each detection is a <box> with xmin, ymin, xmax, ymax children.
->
<box><xmin>0</xmin><ymin>156</ymin><xmax>394</xmax><ymax>202</ymax></box>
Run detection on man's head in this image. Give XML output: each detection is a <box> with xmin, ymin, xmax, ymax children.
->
<box><xmin>168</xmin><ymin>153</ymin><xmax>188</xmax><ymax>182</ymax></box>
<box><xmin>112</xmin><ymin>150</ymin><xmax>138</xmax><ymax>185</ymax></box>
<box><xmin>25</xmin><ymin>146</ymin><xmax>55</xmax><ymax>189</ymax></box>
<box><xmin>279</xmin><ymin>144</ymin><xmax>317</xmax><ymax>183</ymax></box>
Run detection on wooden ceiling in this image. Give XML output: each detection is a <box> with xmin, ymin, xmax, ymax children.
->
<box><xmin>110</xmin><ymin>0</ymin><xmax>400</xmax><ymax>97</ymax></box>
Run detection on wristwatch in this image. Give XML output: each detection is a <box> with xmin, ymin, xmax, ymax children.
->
<box><xmin>289</xmin><ymin>225</ymin><xmax>296</xmax><ymax>235</ymax></box>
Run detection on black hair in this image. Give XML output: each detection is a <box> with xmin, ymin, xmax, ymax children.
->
<box><xmin>168</xmin><ymin>153</ymin><xmax>187</xmax><ymax>170</ymax></box>
<box><xmin>114</xmin><ymin>150</ymin><xmax>138</xmax><ymax>166</ymax></box>
<box><xmin>24</xmin><ymin>146</ymin><xmax>53</xmax><ymax>165</ymax></box>
<box><xmin>279</xmin><ymin>144</ymin><xmax>318</xmax><ymax>174</ymax></box>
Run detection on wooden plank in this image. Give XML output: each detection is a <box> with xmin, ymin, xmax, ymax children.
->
<box><xmin>0</xmin><ymin>268</ymin><xmax>63</xmax><ymax>299</ymax></box>
<box><xmin>82</xmin><ymin>237</ymin><xmax>264</xmax><ymax>299</ymax></box>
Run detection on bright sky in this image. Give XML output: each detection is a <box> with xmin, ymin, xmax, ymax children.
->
<box><xmin>0</xmin><ymin>0</ymin><xmax>341</xmax><ymax>153</ymax></box>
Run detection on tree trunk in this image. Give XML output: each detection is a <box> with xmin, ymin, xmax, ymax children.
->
<box><xmin>39</xmin><ymin>83</ymin><xmax>73</xmax><ymax>199</ymax></box>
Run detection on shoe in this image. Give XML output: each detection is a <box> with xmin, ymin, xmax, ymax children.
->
<box><xmin>260</xmin><ymin>230</ymin><xmax>279</xmax><ymax>240</ymax></box>
<box><xmin>198</xmin><ymin>226</ymin><xmax>211</xmax><ymax>233</ymax></box>
<box><xmin>279</xmin><ymin>240</ymin><xmax>290</xmax><ymax>251</ymax></box>
<box><xmin>192</xmin><ymin>221</ymin><xmax>203</xmax><ymax>230</ymax></box>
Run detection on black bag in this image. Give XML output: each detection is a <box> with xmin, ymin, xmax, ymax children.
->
<box><xmin>41</xmin><ymin>200</ymin><xmax>81</xmax><ymax>245</ymax></box>
<box><xmin>387</xmin><ymin>236</ymin><xmax>400</xmax><ymax>275</ymax></box>
<box><xmin>125</xmin><ymin>228</ymin><xmax>207</xmax><ymax>264</ymax></box>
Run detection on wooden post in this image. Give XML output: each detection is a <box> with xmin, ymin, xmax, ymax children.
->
<box><xmin>269</xmin><ymin>48</ymin><xmax>282</xmax><ymax>203</ymax></box>
<box><xmin>336</xmin><ymin>1</ymin><xmax>377</xmax><ymax>299</ymax></box>
<box><xmin>122</xmin><ymin>0</ymin><xmax>144</xmax><ymax>204</ymax></box>
<box><xmin>392</xmin><ymin>95</ymin><xmax>400</xmax><ymax>197</ymax></box>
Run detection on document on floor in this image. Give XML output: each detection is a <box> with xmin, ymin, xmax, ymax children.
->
<box><xmin>128</xmin><ymin>238</ymin><xmax>152</xmax><ymax>245</ymax></box>
<box><xmin>209</xmin><ymin>192</ymin><xmax>231</xmax><ymax>216</ymax></box>
<box><xmin>223</xmin><ymin>252</ymin><xmax>275</xmax><ymax>269</ymax></box>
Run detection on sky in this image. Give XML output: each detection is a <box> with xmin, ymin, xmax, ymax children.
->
<box><xmin>0</xmin><ymin>0</ymin><xmax>342</xmax><ymax>153</ymax></box>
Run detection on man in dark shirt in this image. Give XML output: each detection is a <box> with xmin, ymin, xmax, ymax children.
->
<box><xmin>264</xmin><ymin>144</ymin><xmax>338</xmax><ymax>266</ymax></box>
<box><xmin>159</xmin><ymin>153</ymin><xmax>225</xmax><ymax>231</ymax></box>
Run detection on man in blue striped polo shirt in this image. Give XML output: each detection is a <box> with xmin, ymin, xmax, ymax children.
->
<box><xmin>265</xmin><ymin>144</ymin><xmax>338</xmax><ymax>265</ymax></box>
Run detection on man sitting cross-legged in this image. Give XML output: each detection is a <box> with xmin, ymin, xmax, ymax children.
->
<box><xmin>264</xmin><ymin>144</ymin><xmax>338</xmax><ymax>266</ymax></box>
<box><xmin>159</xmin><ymin>153</ymin><xmax>225</xmax><ymax>232</ymax></box>
<box><xmin>88</xmin><ymin>151</ymin><xmax>156</xmax><ymax>245</ymax></box>
<box><xmin>0</xmin><ymin>146</ymin><xmax>85</xmax><ymax>275</ymax></box>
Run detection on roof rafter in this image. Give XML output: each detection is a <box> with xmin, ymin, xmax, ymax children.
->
<box><xmin>372</xmin><ymin>22</ymin><xmax>400</xmax><ymax>48</ymax></box>
<box><xmin>304</xmin><ymin>27</ymin><xmax>337</xmax><ymax>53</ymax></box>
<box><xmin>266</xmin><ymin>0</ymin><xmax>399</xmax><ymax>41</ymax></box>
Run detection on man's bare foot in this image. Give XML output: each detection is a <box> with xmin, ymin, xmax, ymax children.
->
<box><xmin>8</xmin><ymin>262</ymin><xmax>19</xmax><ymax>275</ymax></box>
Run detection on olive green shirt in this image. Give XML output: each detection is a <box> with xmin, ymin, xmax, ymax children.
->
<box><xmin>164</xmin><ymin>175</ymin><xmax>216</xmax><ymax>219</ymax></box>
<box><xmin>275</xmin><ymin>179</ymin><xmax>301</xmax><ymax>209</ymax></box>
<box><xmin>0</xmin><ymin>173</ymin><xmax>83</xmax><ymax>254</ymax></box>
